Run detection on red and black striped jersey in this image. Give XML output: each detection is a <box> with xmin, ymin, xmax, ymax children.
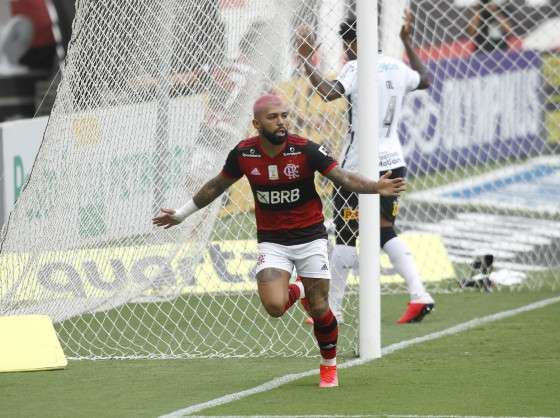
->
<box><xmin>221</xmin><ymin>134</ymin><xmax>337</xmax><ymax>245</ymax></box>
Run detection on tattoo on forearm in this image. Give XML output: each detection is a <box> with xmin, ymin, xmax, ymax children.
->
<box><xmin>345</xmin><ymin>172</ymin><xmax>376</xmax><ymax>194</ymax></box>
<box><xmin>193</xmin><ymin>177</ymin><xmax>228</xmax><ymax>208</ymax></box>
<box><xmin>328</xmin><ymin>167</ymin><xmax>376</xmax><ymax>194</ymax></box>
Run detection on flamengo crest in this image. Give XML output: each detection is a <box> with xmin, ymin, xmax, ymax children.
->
<box><xmin>283</xmin><ymin>163</ymin><xmax>299</xmax><ymax>179</ymax></box>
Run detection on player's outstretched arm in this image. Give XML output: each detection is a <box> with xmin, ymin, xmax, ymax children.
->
<box><xmin>152</xmin><ymin>174</ymin><xmax>237</xmax><ymax>229</ymax></box>
<box><xmin>400</xmin><ymin>10</ymin><xmax>430</xmax><ymax>90</ymax></box>
<box><xmin>296</xmin><ymin>24</ymin><xmax>345</xmax><ymax>102</ymax></box>
<box><xmin>324</xmin><ymin>166</ymin><xmax>406</xmax><ymax>197</ymax></box>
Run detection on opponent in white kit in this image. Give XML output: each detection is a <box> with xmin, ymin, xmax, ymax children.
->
<box><xmin>297</xmin><ymin>11</ymin><xmax>434</xmax><ymax>324</ymax></box>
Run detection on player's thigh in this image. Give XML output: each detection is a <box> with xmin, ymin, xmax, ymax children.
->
<box><xmin>255</xmin><ymin>242</ymin><xmax>293</xmax><ymax>306</ymax></box>
<box><xmin>380</xmin><ymin>166</ymin><xmax>406</xmax><ymax>226</ymax></box>
<box><xmin>333</xmin><ymin>186</ymin><xmax>359</xmax><ymax>246</ymax></box>
<box><xmin>294</xmin><ymin>239</ymin><xmax>331</xmax><ymax>314</ymax></box>
<box><xmin>380</xmin><ymin>194</ymin><xmax>399</xmax><ymax>225</ymax></box>
<box><xmin>257</xmin><ymin>268</ymin><xmax>291</xmax><ymax>309</ymax></box>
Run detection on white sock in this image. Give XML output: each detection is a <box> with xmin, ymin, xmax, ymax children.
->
<box><xmin>383</xmin><ymin>237</ymin><xmax>433</xmax><ymax>303</ymax></box>
<box><xmin>329</xmin><ymin>245</ymin><xmax>357</xmax><ymax>319</ymax></box>
<box><xmin>320</xmin><ymin>357</ymin><xmax>336</xmax><ymax>366</ymax></box>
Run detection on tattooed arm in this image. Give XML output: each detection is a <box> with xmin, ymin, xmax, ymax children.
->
<box><xmin>152</xmin><ymin>174</ymin><xmax>238</xmax><ymax>229</ymax></box>
<box><xmin>192</xmin><ymin>174</ymin><xmax>237</xmax><ymax>208</ymax></box>
<box><xmin>324</xmin><ymin>166</ymin><xmax>406</xmax><ymax>196</ymax></box>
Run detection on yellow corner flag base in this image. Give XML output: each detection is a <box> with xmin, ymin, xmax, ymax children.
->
<box><xmin>0</xmin><ymin>315</ymin><xmax>67</xmax><ymax>373</ymax></box>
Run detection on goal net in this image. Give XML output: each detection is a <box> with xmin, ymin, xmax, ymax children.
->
<box><xmin>0</xmin><ymin>0</ymin><xmax>559</xmax><ymax>359</ymax></box>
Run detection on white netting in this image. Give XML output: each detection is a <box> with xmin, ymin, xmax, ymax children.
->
<box><xmin>0</xmin><ymin>0</ymin><xmax>559</xmax><ymax>359</ymax></box>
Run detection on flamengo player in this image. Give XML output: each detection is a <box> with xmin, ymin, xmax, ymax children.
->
<box><xmin>152</xmin><ymin>94</ymin><xmax>406</xmax><ymax>387</ymax></box>
<box><xmin>296</xmin><ymin>12</ymin><xmax>435</xmax><ymax>324</ymax></box>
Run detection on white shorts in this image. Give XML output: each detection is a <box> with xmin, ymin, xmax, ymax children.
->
<box><xmin>255</xmin><ymin>238</ymin><xmax>330</xmax><ymax>279</ymax></box>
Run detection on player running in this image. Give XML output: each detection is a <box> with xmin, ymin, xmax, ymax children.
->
<box><xmin>152</xmin><ymin>94</ymin><xmax>406</xmax><ymax>387</ymax></box>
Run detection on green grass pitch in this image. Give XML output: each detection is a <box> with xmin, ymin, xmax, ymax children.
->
<box><xmin>1</xmin><ymin>288</ymin><xmax>559</xmax><ymax>418</ymax></box>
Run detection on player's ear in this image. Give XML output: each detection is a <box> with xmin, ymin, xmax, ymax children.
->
<box><xmin>252</xmin><ymin>118</ymin><xmax>260</xmax><ymax>131</ymax></box>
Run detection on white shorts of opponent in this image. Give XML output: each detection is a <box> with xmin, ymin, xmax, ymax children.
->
<box><xmin>255</xmin><ymin>238</ymin><xmax>331</xmax><ymax>279</ymax></box>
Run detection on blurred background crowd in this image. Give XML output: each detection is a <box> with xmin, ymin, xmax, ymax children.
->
<box><xmin>0</xmin><ymin>0</ymin><xmax>558</xmax><ymax>123</ymax></box>
<box><xmin>0</xmin><ymin>0</ymin><xmax>74</xmax><ymax>120</ymax></box>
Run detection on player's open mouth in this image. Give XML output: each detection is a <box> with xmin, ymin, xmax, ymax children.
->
<box><xmin>276</xmin><ymin>129</ymin><xmax>286</xmax><ymax>136</ymax></box>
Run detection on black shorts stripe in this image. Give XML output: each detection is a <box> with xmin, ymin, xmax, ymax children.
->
<box><xmin>257</xmin><ymin>222</ymin><xmax>327</xmax><ymax>245</ymax></box>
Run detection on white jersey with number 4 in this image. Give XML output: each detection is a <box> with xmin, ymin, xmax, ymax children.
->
<box><xmin>336</xmin><ymin>56</ymin><xmax>420</xmax><ymax>171</ymax></box>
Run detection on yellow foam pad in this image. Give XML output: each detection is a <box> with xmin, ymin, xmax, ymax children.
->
<box><xmin>0</xmin><ymin>315</ymin><xmax>67</xmax><ymax>372</ymax></box>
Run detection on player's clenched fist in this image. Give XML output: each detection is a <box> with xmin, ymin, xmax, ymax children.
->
<box><xmin>399</xmin><ymin>9</ymin><xmax>414</xmax><ymax>41</ymax></box>
<box><xmin>295</xmin><ymin>24</ymin><xmax>317</xmax><ymax>61</ymax></box>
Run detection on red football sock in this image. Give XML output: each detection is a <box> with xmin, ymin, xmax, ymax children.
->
<box><xmin>283</xmin><ymin>283</ymin><xmax>302</xmax><ymax>313</ymax></box>
<box><xmin>313</xmin><ymin>308</ymin><xmax>338</xmax><ymax>360</ymax></box>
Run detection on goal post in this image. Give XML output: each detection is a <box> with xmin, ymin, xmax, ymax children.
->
<box><xmin>0</xmin><ymin>0</ymin><xmax>559</xmax><ymax>360</ymax></box>
<box><xmin>357</xmin><ymin>0</ymin><xmax>381</xmax><ymax>360</ymax></box>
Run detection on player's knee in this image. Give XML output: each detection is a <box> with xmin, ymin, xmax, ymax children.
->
<box><xmin>262</xmin><ymin>301</ymin><xmax>285</xmax><ymax>318</ymax></box>
<box><xmin>307</xmin><ymin>294</ymin><xmax>329</xmax><ymax>318</ymax></box>
<box><xmin>380</xmin><ymin>226</ymin><xmax>397</xmax><ymax>248</ymax></box>
<box><xmin>262</xmin><ymin>299</ymin><xmax>286</xmax><ymax>318</ymax></box>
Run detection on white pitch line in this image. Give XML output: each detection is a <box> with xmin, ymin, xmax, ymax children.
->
<box><xmin>159</xmin><ymin>295</ymin><xmax>560</xmax><ymax>418</ymax></box>
<box><xmin>185</xmin><ymin>416</ymin><xmax>556</xmax><ymax>418</ymax></box>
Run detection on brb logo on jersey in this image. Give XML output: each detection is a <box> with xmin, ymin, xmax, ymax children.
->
<box><xmin>283</xmin><ymin>164</ymin><xmax>299</xmax><ymax>179</ymax></box>
<box><xmin>256</xmin><ymin>188</ymin><xmax>300</xmax><ymax>205</ymax></box>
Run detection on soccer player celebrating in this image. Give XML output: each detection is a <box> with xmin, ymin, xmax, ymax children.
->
<box><xmin>296</xmin><ymin>11</ymin><xmax>435</xmax><ymax>324</ymax></box>
<box><xmin>152</xmin><ymin>94</ymin><xmax>406</xmax><ymax>387</ymax></box>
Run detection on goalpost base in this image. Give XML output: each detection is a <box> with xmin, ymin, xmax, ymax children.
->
<box><xmin>0</xmin><ymin>315</ymin><xmax>67</xmax><ymax>373</ymax></box>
